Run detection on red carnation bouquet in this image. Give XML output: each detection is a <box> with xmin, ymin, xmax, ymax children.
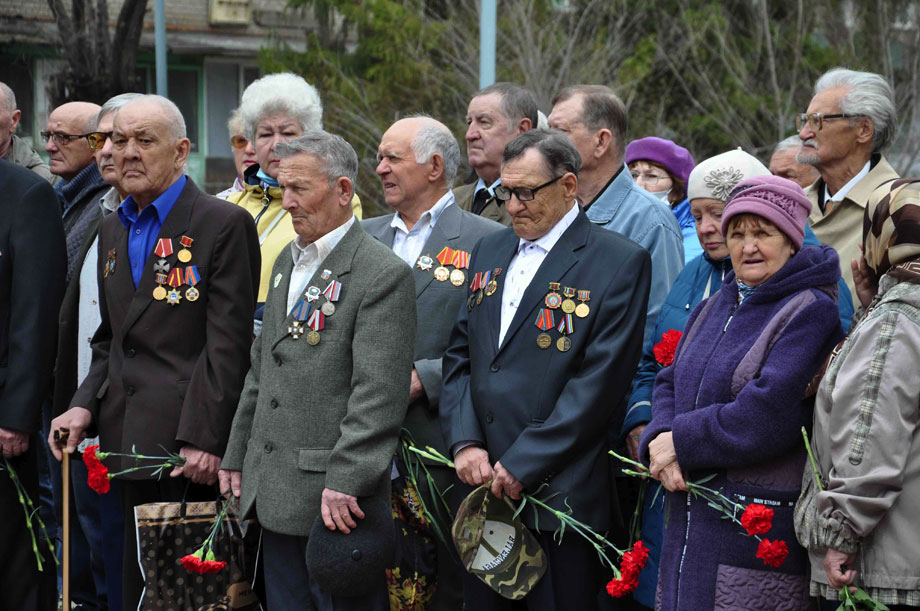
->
<box><xmin>612</xmin><ymin>451</ymin><xmax>790</xmax><ymax>569</ymax></box>
<box><xmin>653</xmin><ymin>330</ymin><xmax>682</xmax><ymax>366</ymax></box>
<box><xmin>83</xmin><ymin>444</ymin><xmax>186</xmax><ymax>494</ymax></box>
<box><xmin>180</xmin><ymin>495</ymin><xmax>234</xmax><ymax>575</ymax></box>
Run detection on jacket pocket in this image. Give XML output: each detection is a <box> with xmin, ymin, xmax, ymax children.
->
<box><xmin>298</xmin><ymin>448</ymin><xmax>332</xmax><ymax>472</ymax></box>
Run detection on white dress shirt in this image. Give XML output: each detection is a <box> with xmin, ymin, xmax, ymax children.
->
<box><xmin>391</xmin><ymin>191</ymin><xmax>454</xmax><ymax>266</ymax></box>
<box><xmin>286</xmin><ymin>215</ymin><xmax>355</xmax><ymax>313</ymax></box>
<box><xmin>824</xmin><ymin>159</ymin><xmax>871</xmax><ymax>202</ymax></box>
<box><xmin>498</xmin><ymin>202</ymin><xmax>579</xmax><ymax>346</ymax></box>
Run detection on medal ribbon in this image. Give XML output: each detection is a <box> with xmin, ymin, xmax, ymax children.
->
<box><xmin>557</xmin><ymin>313</ymin><xmax>574</xmax><ymax>335</ymax></box>
<box><xmin>577</xmin><ymin>289</ymin><xmax>591</xmax><ymax>302</ymax></box>
<box><xmin>481</xmin><ymin>270</ymin><xmax>492</xmax><ymax>287</ymax></box>
<box><xmin>184</xmin><ymin>266</ymin><xmax>200</xmax><ymax>287</ymax></box>
<box><xmin>535</xmin><ymin>308</ymin><xmax>555</xmax><ymax>331</ymax></box>
<box><xmin>307</xmin><ymin>308</ymin><xmax>325</xmax><ymax>331</ymax></box>
<box><xmin>563</xmin><ymin>286</ymin><xmax>576</xmax><ymax>298</ymax></box>
<box><xmin>179</xmin><ymin>236</ymin><xmax>194</xmax><ymax>248</ymax></box>
<box><xmin>167</xmin><ymin>267</ymin><xmax>183</xmax><ymax>288</ymax></box>
<box><xmin>548</xmin><ymin>281</ymin><xmax>560</xmax><ymax>291</ymax></box>
<box><xmin>322</xmin><ymin>280</ymin><xmax>342</xmax><ymax>302</ymax></box>
<box><xmin>290</xmin><ymin>299</ymin><xmax>313</xmax><ymax>321</ymax></box>
<box><xmin>154</xmin><ymin>238</ymin><xmax>174</xmax><ymax>258</ymax></box>
<box><xmin>436</xmin><ymin>247</ymin><xmax>454</xmax><ymax>266</ymax></box>
<box><xmin>470</xmin><ymin>273</ymin><xmax>481</xmax><ymax>292</ymax></box>
<box><xmin>450</xmin><ymin>249</ymin><xmax>470</xmax><ymax>269</ymax></box>
<box><xmin>155</xmin><ymin>273</ymin><xmax>167</xmax><ymax>285</ymax></box>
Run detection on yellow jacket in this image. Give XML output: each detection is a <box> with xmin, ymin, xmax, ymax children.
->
<box><xmin>225</xmin><ymin>178</ymin><xmax>363</xmax><ymax>303</ymax></box>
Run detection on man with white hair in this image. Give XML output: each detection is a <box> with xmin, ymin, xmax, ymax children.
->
<box><xmin>0</xmin><ymin>81</ymin><xmax>55</xmax><ymax>183</ymax></box>
<box><xmin>49</xmin><ymin>94</ymin><xmax>261</xmax><ymax>609</ymax></box>
<box><xmin>796</xmin><ymin>67</ymin><xmax>900</xmax><ymax>302</ymax></box>
<box><xmin>364</xmin><ymin>116</ymin><xmax>503</xmax><ymax>610</ymax></box>
<box><xmin>770</xmin><ymin>135</ymin><xmax>819</xmax><ymax>189</ymax></box>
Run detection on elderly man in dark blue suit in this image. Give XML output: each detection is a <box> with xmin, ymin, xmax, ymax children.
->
<box><xmin>440</xmin><ymin>130</ymin><xmax>652</xmax><ymax>610</ymax></box>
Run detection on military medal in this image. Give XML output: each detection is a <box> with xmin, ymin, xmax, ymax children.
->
<box><xmin>153</xmin><ymin>258</ymin><xmax>170</xmax><ymax>275</ymax></box>
<box><xmin>434</xmin><ymin>247</ymin><xmax>454</xmax><ymax>282</ymax></box>
<box><xmin>484</xmin><ymin>268</ymin><xmax>502</xmax><ymax>296</ymax></box>
<box><xmin>575</xmin><ymin>289</ymin><xmax>591</xmax><ymax>318</ymax></box>
<box><xmin>305</xmin><ymin>286</ymin><xmax>321</xmax><ymax>302</ymax></box>
<box><xmin>416</xmin><ymin>255</ymin><xmax>434</xmax><ymax>272</ymax></box>
<box><xmin>556</xmin><ymin>312</ymin><xmax>574</xmax><ymax>352</ymax></box>
<box><xmin>289</xmin><ymin>299</ymin><xmax>313</xmax><ymax>339</ymax></box>
<box><xmin>321</xmin><ymin>269</ymin><xmax>332</xmax><ymax>280</ymax></box>
<box><xmin>449</xmin><ymin>249</ymin><xmax>469</xmax><ymax>286</ymax></box>
<box><xmin>288</xmin><ymin>321</ymin><xmax>305</xmax><ymax>340</ymax></box>
<box><xmin>153</xmin><ymin>273</ymin><xmax>168</xmax><ymax>301</ymax></box>
<box><xmin>535</xmin><ymin>308</ymin><xmax>555</xmax><ymax>350</ymax></box>
<box><xmin>321</xmin><ymin>279</ymin><xmax>341</xmax><ymax>317</ymax></box>
<box><xmin>561</xmin><ymin>287</ymin><xmax>577</xmax><ymax>314</ymax></box>
<box><xmin>449</xmin><ymin>269</ymin><xmax>466</xmax><ymax>286</ymax></box>
<box><xmin>434</xmin><ymin>266</ymin><xmax>450</xmax><ymax>282</ymax></box>
<box><xmin>154</xmin><ymin>237</ymin><xmax>173</xmax><ymax>259</ymax></box>
<box><xmin>104</xmin><ymin>249</ymin><xmax>116</xmax><ymax>278</ymax></box>
<box><xmin>184</xmin><ymin>266</ymin><xmax>200</xmax><ymax>302</ymax></box>
<box><xmin>306</xmin><ymin>308</ymin><xmax>325</xmax><ymax>345</ymax></box>
<box><xmin>545</xmin><ymin>282</ymin><xmax>562</xmax><ymax>309</ymax></box>
<box><xmin>166</xmin><ymin>268</ymin><xmax>184</xmax><ymax>305</ymax></box>
<box><xmin>177</xmin><ymin>236</ymin><xmax>194</xmax><ymax>263</ymax></box>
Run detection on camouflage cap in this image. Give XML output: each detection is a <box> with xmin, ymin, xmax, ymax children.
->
<box><xmin>451</xmin><ymin>485</ymin><xmax>546</xmax><ymax>600</ymax></box>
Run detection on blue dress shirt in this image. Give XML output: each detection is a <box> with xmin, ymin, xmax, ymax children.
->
<box><xmin>117</xmin><ymin>175</ymin><xmax>187</xmax><ymax>288</ymax></box>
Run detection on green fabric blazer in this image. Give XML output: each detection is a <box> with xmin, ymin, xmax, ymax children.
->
<box><xmin>222</xmin><ymin>221</ymin><xmax>417</xmax><ymax>536</ymax></box>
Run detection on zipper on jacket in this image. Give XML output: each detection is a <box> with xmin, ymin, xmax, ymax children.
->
<box><xmin>253</xmin><ymin>190</ymin><xmax>271</xmax><ymax>226</ymax></box>
<box><xmin>676</xmin><ymin>493</ymin><xmax>692</xmax><ymax>609</ymax></box>
<box><xmin>723</xmin><ymin>302</ymin><xmax>738</xmax><ymax>333</ymax></box>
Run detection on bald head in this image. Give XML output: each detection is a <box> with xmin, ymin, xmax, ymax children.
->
<box><xmin>44</xmin><ymin>101</ymin><xmax>101</xmax><ymax>181</ymax></box>
<box><xmin>376</xmin><ymin>115</ymin><xmax>461</xmax><ymax>217</ymax></box>
<box><xmin>0</xmin><ymin>82</ymin><xmax>21</xmax><ymax>159</ymax></box>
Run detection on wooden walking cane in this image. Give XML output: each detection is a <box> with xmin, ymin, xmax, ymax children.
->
<box><xmin>54</xmin><ymin>428</ymin><xmax>71</xmax><ymax>610</ymax></box>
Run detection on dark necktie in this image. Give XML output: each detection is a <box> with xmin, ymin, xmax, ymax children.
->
<box><xmin>472</xmin><ymin>189</ymin><xmax>490</xmax><ymax>215</ymax></box>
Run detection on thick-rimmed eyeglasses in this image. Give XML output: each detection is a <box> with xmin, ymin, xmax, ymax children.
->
<box><xmin>794</xmin><ymin>112</ymin><xmax>866</xmax><ymax>132</ymax></box>
<box><xmin>85</xmin><ymin>131</ymin><xmax>112</xmax><ymax>150</ymax></box>
<box><xmin>41</xmin><ymin>131</ymin><xmax>96</xmax><ymax>146</ymax></box>
<box><xmin>494</xmin><ymin>175</ymin><xmax>563</xmax><ymax>202</ymax></box>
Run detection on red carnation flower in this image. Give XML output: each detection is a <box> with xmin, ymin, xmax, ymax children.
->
<box><xmin>740</xmin><ymin>504</ymin><xmax>774</xmax><ymax>536</ymax></box>
<box><xmin>86</xmin><ymin>462</ymin><xmax>111</xmax><ymax>494</ymax></box>
<box><xmin>82</xmin><ymin>445</ymin><xmax>102</xmax><ymax>469</ymax></box>
<box><xmin>653</xmin><ymin>330</ymin><xmax>682</xmax><ymax>366</ymax></box>
<box><xmin>200</xmin><ymin>560</ymin><xmax>227</xmax><ymax>574</ymax></box>
<box><xmin>181</xmin><ymin>553</ymin><xmax>203</xmax><ymax>573</ymax></box>
<box><xmin>606</xmin><ymin>574</ymin><xmax>639</xmax><ymax>598</ymax></box>
<box><xmin>756</xmin><ymin>538</ymin><xmax>789</xmax><ymax>568</ymax></box>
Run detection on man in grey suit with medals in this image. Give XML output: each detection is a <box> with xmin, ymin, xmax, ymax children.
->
<box><xmin>220</xmin><ymin>131</ymin><xmax>416</xmax><ymax>610</ymax></box>
<box><xmin>364</xmin><ymin>116</ymin><xmax>503</xmax><ymax>609</ymax></box>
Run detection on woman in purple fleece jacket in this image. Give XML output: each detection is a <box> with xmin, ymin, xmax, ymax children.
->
<box><xmin>640</xmin><ymin>176</ymin><xmax>845</xmax><ymax>610</ymax></box>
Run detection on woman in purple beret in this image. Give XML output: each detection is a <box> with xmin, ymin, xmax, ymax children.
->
<box><xmin>626</xmin><ymin>137</ymin><xmax>700</xmax><ymax>262</ymax></box>
<box><xmin>639</xmin><ymin>175</ymin><xmax>845</xmax><ymax>610</ymax></box>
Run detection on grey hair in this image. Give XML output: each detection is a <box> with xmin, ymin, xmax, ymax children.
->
<box><xmin>474</xmin><ymin>82</ymin><xmax>539</xmax><ymax>132</ymax></box>
<box><xmin>239</xmin><ymin>73</ymin><xmax>323</xmax><ymax>141</ymax></box>
<box><xmin>0</xmin><ymin>82</ymin><xmax>15</xmax><ymax>111</ymax></box>
<box><xmin>406</xmin><ymin>115</ymin><xmax>461</xmax><ymax>186</ymax></box>
<box><xmin>814</xmin><ymin>67</ymin><xmax>897</xmax><ymax>151</ymax></box>
<box><xmin>227</xmin><ymin>108</ymin><xmax>242</xmax><ymax>137</ymax></box>
<box><xmin>502</xmin><ymin>129</ymin><xmax>582</xmax><ymax>178</ymax></box>
<box><xmin>115</xmin><ymin>94</ymin><xmax>187</xmax><ymax>140</ymax></box>
<box><xmin>552</xmin><ymin>84</ymin><xmax>628</xmax><ymax>157</ymax></box>
<box><xmin>275</xmin><ymin>130</ymin><xmax>358</xmax><ymax>186</ymax></box>
<box><xmin>773</xmin><ymin>135</ymin><xmax>801</xmax><ymax>155</ymax></box>
<box><xmin>96</xmin><ymin>93</ymin><xmax>143</xmax><ymax>129</ymax></box>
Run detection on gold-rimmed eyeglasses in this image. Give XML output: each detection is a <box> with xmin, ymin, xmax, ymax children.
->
<box><xmin>794</xmin><ymin>112</ymin><xmax>866</xmax><ymax>132</ymax></box>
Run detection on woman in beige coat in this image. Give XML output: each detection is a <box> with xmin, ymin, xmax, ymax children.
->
<box><xmin>798</xmin><ymin>178</ymin><xmax>920</xmax><ymax>610</ymax></box>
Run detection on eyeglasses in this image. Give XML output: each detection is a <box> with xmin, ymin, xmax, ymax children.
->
<box><xmin>630</xmin><ymin>172</ymin><xmax>671</xmax><ymax>187</ymax></box>
<box><xmin>494</xmin><ymin>175</ymin><xmax>564</xmax><ymax>202</ymax></box>
<box><xmin>794</xmin><ymin>112</ymin><xmax>866</xmax><ymax>132</ymax></box>
<box><xmin>230</xmin><ymin>134</ymin><xmax>249</xmax><ymax>149</ymax></box>
<box><xmin>85</xmin><ymin>131</ymin><xmax>112</xmax><ymax>150</ymax></box>
<box><xmin>41</xmin><ymin>131</ymin><xmax>95</xmax><ymax>146</ymax></box>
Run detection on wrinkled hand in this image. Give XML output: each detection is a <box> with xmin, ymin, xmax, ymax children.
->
<box><xmin>0</xmin><ymin>428</ymin><xmax>29</xmax><ymax>458</ymax></box>
<box><xmin>626</xmin><ymin>424</ymin><xmax>646</xmax><ymax>463</ymax></box>
<box><xmin>851</xmin><ymin>253</ymin><xmax>877</xmax><ymax>310</ymax></box>
<box><xmin>48</xmin><ymin>407</ymin><xmax>93</xmax><ymax>461</ymax></box>
<box><xmin>824</xmin><ymin>548</ymin><xmax>858</xmax><ymax>590</ymax></box>
<box><xmin>170</xmin><ymin>446</ymin><xmax>221</xmax><ymax>485</ymax></box>
<box><xmin>409</xmin><ymin>369</ymin><xmax>426</xmax><ymax>403</ymax></box>
<box><xmin>454</xmin><ymin>446</ymin><xmax>493</xmax><ymax>486</ymax></box>
<box><xmin>218</xmin><ymin>469</ymin><xmax>242</xmax><ymax>499</ymax></box>
<box><xmin>648</xmin><ymin>432</ymin><xmax>679</xmax><ymax>480</ymax></box>
<box><xmin>320</xmin><ymin>488</ymin><xmax>364</xmax><ymax>534</ymax></box>
<box><xmin>658</xmin><ymin>461</ymin><xmax>688</xmax><ymax>492</ymax></box>
<box><xmin>490</xmin><ymin>461</ymin><xmax>523</xmax><ymax>500</ymax></box>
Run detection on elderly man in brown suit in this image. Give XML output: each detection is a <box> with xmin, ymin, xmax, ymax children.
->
<box><xmin>49</xmin><ymin>94</ymin><xmax>260</xmax><ymax>610</ymax></box>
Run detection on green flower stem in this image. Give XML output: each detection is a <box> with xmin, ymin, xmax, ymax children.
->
<box><xmin>200</xmin><ymin>494</ymin><xmax>235</xmax><ymax>557</ymax></box>
<box><xmin>802</xmin><ymin>426</ymin><xmax>825</xmax><ymax>492</ymax></box>
<box><xmin>3</xmin><ymin>457</ymin><xmax>58</xmax><ymax>571</ymax></box>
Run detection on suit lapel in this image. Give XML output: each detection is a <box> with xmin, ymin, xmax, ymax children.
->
<box><xmin>120</xmin><ymin>180</ymin><xmax>196</xmax><ymax>334</ymax></box>
<box><xmin>480</xmin><ymin>231</ymin><xmax>520</xmax><ymax>354</ymax></box>
<box><xmin>270</xmin><ymin>221</ymin><xmax>364</xmax><ymax>350</ymax></box>
<box><xmin>495</xmin><ymin>211</ymin><xmax>590</xmax><ymax>356</ymax></box>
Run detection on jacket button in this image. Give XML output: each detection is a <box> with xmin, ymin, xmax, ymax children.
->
<box><xmin>490</xmin><ymin>364</ymin><xmax>500</xmax><ymax>372</ymax></box>
<box><xmin>486</xmin><ymin>413</ymin><xmax>494</xmax><ymax>423</ymax></box>
<box><xmin>274</xmin><ymin>355</ymin><xmax>282</xmax><ymax>366</ymax></box>
<box><xmin>264</xmin><ymin>443</ymin><xmax>273</xmax><ymax>453</ymax></box>
<box><xmin>270</xmin><ymin>399</ymin><xmax>278</xmax><ymax>409</ymax></box>
<box><xmin>126</xmin><ymin>386</ymin><xmax>135</xmax><ymax>396</ymax></box>
<box><xmin>351</xmin><ymin>549</ymin><xmax>362</xmax><ymax>561</ymax></box>
<box><xmin>126</xmin><ymin>348</ymin><xmax>136</xmax><ymax>358</ymax></box>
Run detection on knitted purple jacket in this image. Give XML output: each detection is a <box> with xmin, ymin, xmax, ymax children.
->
<box><xmin>640</xmin><ymin>244</ymin><xmax>844</xmax><ymax>610</ymax></box>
